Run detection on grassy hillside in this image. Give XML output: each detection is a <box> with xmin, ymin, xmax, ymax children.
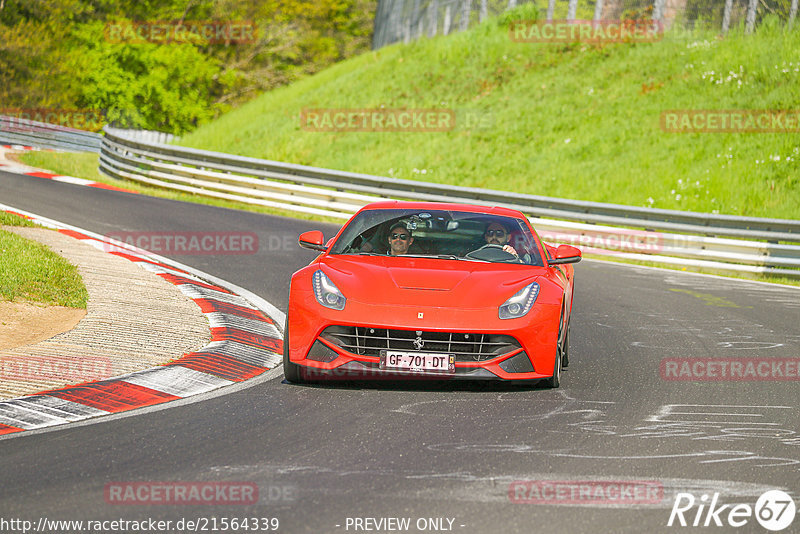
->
<box><xmin>178</xmin><ymin>6</ymin><xmax>799</xmax><ymax>219</ymax></box>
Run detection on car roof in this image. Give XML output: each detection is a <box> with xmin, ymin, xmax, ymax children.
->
<box><xmin>358</xmin><ymin>200</ymin><xmax>527</xmax><ymax>219</ymax></box>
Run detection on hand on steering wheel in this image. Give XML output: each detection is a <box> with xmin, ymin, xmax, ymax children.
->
<box><xmin>478</xmin><ymin>243</ymin><xmax>519</xmax><ymax>256</ymax></box>
<box><xmin>467</xmin><ymin>243</ymin><xmax>521</xmax><ymax>262</ymax></box>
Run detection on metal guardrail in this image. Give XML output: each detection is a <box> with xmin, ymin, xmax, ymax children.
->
<box><xmin>107</xmin><ymin>128</ymin><xmax>179</xmax><ymax>145</ymax></box>
<box><xmin>98</xmin><ymin>126</ymin><xmax>800</xmax><ymax>279</ymax></box>
<box><xmin>0</xmin><ymin>115</ymin><xmax>102</xmax><ymax>153</ymax></box>
<box><xmin>2</xmin><ymin>118</ymin><xmax>797</xmax><ymax>277</ymax></box>
<box><xmin>0</xmin><ymin>116</ymin><xmax>177</xmax><ymax>153</ymax></box>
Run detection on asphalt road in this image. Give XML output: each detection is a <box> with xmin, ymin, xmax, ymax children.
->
<box><xmin>1</xmin><ymin>169</ymin><xmax>799</xmax><ymax>534</ymax></box>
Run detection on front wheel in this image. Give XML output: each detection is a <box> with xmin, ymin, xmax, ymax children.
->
<box><xmin>546</xmin><ymin>344</ymin><xmax>562</xmax><ymax>388</ymax></box>
<box><xmin>546</xmin><ymin>312</ymin><xmax>566</xmax><ymax>388</ymax></box>
<box><xmin>282</xmin><ymin>319</ymin><xmax>304</xmax><ymax>384</ymax></box>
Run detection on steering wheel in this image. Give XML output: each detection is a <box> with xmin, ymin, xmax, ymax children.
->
<box><xmin>465</xmin><ymin>244</ymin><xmax>521</xmax><ymax>262</ymax></box>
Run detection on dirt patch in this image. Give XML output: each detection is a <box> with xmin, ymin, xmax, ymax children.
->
<box><xmin>0</xmin><ymin>301</ymin><xmax>86</xmax><ymax>350</ymax></box>
<box><xmin>3</xmin><ymin>150</ymin><xmax>25</xmax><ymax>165</ymax></box>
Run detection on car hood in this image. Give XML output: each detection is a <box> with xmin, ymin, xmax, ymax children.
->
<box><xmin>319</xmin><ymin>255</ymin><xmax>543</xmax><ymax>308</ymax></box>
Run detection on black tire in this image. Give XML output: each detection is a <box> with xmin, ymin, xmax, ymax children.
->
<box><xmin>546</xmin><ymin>311</ymin><xmax>565</xmax><ymax>388</ymax></box>
<box><xmin>562</xmin><ymin>321</ymin><xmax>570</xmax><ymax>369</ymax></box>
<box><xmin>546</xmin><ymin>345</ymin><xmax>562</xmax><ymax>388</ymax></box>
<box><xmin>282</xmin><ymin>319</ymin><xmax>304</xmax><ymax>384</ymax></box>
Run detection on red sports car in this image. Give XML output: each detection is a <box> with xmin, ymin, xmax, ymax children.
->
<box><xmin>283</xmin><ymin>201</ymin><xmax>580</xmax><ymax>387</ymax></box>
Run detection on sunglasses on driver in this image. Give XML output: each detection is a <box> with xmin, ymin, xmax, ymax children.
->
<box><xmin>485</xmin><ymin>230</ymin><xmax>507</xmax><ymax>237</ymax></box>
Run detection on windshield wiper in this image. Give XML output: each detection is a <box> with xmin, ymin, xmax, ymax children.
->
<box><xmin>400</xmin><ymin>254</ymin><xmax>454</xmax><ymax>259</ymax></box>
<box><xmin>350</xmin><ymin>252</ymin><xmax>486</xmax><ymax>262</ymax></box>
<box><xmin>397</xmin><ymin>254</ymin><xmax>486</xmax><ymax>261</ymax></box>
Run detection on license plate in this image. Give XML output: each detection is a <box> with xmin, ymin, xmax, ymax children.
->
<box><xmin>380</xmin><ymin>350</ymin><xmax>455</xmax><ymax>374</ymax></box>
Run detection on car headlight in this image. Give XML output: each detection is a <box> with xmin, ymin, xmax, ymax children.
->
<box><xmin>499</xmin><ymin>282</ymin><xmax>539</xmax><ymax>319</ymax></box>
<box><xmin>313</xmin><ymin>270</ymin><xmax>346</xmax><ymax>310</ymax></box>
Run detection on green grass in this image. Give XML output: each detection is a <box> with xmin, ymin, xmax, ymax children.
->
<box><xmin>173</xmin><ymin>8</ymin><xmax>799</xmax><ymax>219</ymax></box>
<box><xmin>0</xmin><ymin>211</ymin><xmax>35</xmax><ymax>227</ymax></box>
<box><xmin>16</xmin><ymin>152</ymin><xmax>107</xmax><ymax>185</ymax></box>
<box><xmin>0</xmin><ymin>215</ymin><xmax>89</xmax><ymax>308</ymax></box>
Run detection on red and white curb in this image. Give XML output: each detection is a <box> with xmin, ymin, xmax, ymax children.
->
<box><xmin>1</xmin><ymin>144</ymin><xmax>37</xmax><ymax>151</ymax></box>
<box><xmin>0</xmin><ymin>205</ymin><xmax>285</xmax><ymax>436</ymax></box>
<box><xmin>0</xmin><ymin>149</ymin><xmax>137</xmax><ymax>193</ymax></box>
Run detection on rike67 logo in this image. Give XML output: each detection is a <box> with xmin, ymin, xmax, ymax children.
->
<box><xmin>668</xmin><ymin>490</ymin><xmax>796</xmax><ymax>531</ymax></box>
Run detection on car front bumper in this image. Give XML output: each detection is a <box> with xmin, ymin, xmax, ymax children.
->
<box><xmin>286</xmin><ymin>289</ymin><xmax>561</xmax><ymax>381</ymax></box>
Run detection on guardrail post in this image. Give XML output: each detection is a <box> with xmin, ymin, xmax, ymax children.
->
<box><xmin>653</xmin><ymin>0</ymin><xmax>666</xmax><ymax>24</ymax></box>
<box><xmin>567</xmin><ymin>0</ymin><xmax>578</xmax><ymax>21</ymax></box>
<box><xmin>722</xmin><ymin>0</ymin><xmax>733</xmax><ymax>33</ymax></box>
<box><xmin>745</xmin><ymin>0</ymin><xmax>758</xmax><ymax>33</ymax></box>
<box><xmin>594</xmin><ymin>0</ymin><xmax>604</xmax><ymax>21</ymax></box>
<box><xmin>428</xmin><ymin>0</ymin><xmax>439</xmax><ymax>36</ymax></box>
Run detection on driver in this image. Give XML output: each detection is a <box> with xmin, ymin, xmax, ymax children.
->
<box><xmin>387</xmin><ymin>222</ymin><xmax>414</xmax><ymax>255</ymax></box>
<box><xmin>484</xmin><ymin>221</ymin><xmax>519</xmax><ymax>257</ymax></box>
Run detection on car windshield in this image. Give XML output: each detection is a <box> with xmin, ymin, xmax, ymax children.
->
<box><xmin>329</xmin><ymin>208</ymin><xmax>544</xmax><ymax>266</ymax></box>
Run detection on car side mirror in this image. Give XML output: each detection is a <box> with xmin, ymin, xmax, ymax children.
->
<box><xmin>549</xmin><ymin>244</ymin><xmax>582</xmax><ymax>265</ymax></box>
<box><xmin>298</xmin><ymin>230</ymin><xmax>327</xmax><ymax>252</ymax></box>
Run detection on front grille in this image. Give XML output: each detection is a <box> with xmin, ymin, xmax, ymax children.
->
<box><xmin>320</xmin><ymin>326</ymin><xmax>521</xmax><ymax>362</ymax></box>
